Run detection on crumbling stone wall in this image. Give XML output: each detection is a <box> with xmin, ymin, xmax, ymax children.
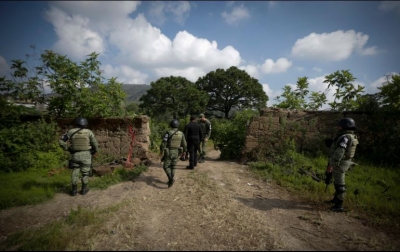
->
<box><xmin>56</xmin><ymin>116</ymin><xmax>151</xmax><ymax>160</ymax></box>
<box><xmin>241</xmin><ymin>107</ymin><xmax>370</xmax><ymax>163</ymax></box>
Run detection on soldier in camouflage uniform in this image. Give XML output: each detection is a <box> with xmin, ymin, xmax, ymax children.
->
<box><xmin>198</xmin><ymin>113</ymin><xmax>211</xmax><ymax>163</ymax></box>
<box><xmin>59</xmin><ymin>117</ymin><xmax>98</xmax><ymax>196</ymax></box>
<box><xmin>160</xmin><ymin>119</ymin><xmax>187</xmax><ymax>188</ymax></box>
<box><xmin>326</xmin><ymin>118</ymin><xmax>359</xmax><ymax>212</ymax></box>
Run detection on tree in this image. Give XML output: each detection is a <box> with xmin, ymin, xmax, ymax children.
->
<box><xmin>1</xmin><ymin>48</ymin><xmax>128</xmax><ymax>118</ymax></box>
<box><xmin>195</xmin><ymin>66</ymin><xmax>268</xmax><ymax>118</ymax></box>
<box><xmin>126</xmin><ymin>101</ymin><xmax>140</xmax><ymax>115</ymax></box>
<box><xmin>38</xmin><ymin>51</ymin><xmax>127</xmax><ymax>117</ymax></box>
<box><xmin>307</xmin><ymin>91</ymin><xmax>327</xmax><ymax>110</ymax></box>
<box><xmin>323</xmin><ymin>70</ymin><xmax>364</xmax><ymax>111</ymax></box>
<box><xmin>274</xmin><ymin>76</ymin><xmax>327</xmax><ymax>110</ymax></box>
<box><xmin>377</xmin><ymin>74</ymin><xmax>400</xmax><ymax>111</ymax></box>
<box><xmin>139</xmin><ymin>76</ymin><xmax>209</xmax><ymax>119</ymax></box>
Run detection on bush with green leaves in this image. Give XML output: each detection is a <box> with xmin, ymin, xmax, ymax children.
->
<box><xmin>210</xmin><ymin>109</ymin><xmax>258</xmax><ymax>160</ymax></box>
<box><xmin>0</xmin><ymin>118</ymin><xmax>65</xmax><ymax>172</ymax></box>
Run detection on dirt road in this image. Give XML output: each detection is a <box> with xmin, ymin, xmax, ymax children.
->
<box><xmin>1</xmin><ymin>149</ymin><xmax>399</xmax><ymax>250</ymax></box>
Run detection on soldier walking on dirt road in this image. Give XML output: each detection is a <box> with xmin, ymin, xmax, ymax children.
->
<box><xmin>184</xmin><ymin>115</ymin><xmax>203</xmax><ymax>169</ymax></box>
<box><xmin>160</xmin><ymin>119</ymin><xmax>187</xmax><ymax>188</ymax></box>
<box><xmin>198</xmin><ymin>113</ymin><xmax>211</xmax><ymax>163</ymax></box>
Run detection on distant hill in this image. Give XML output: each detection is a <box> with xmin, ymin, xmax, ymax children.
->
<box><xmin>121</xmin><ymin>84</ymin><xmax>151</xmax><ymax>103</ymax></box>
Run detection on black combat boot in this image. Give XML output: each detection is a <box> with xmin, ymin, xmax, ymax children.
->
<box><xmin>71</xmin><ymin>185</ymin><xmax>78</xmax><ymax>196</ymax></box>
<box><xmin>81</xmin><ymin>183</ymin><xmax>89</xmax><ymax>195</ymax></box>
<box><xmin>330</xmin><ymin>199</ymin><xmax>344</xmax><ymax>212</ymax></box>
<box><xmin>167</xmin><ymin>174</ymin><xmax>175</xmax><ymax>188</ymax></box>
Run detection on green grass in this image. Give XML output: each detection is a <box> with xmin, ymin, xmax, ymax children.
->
<box><xmin>0</xmin><ymin>164</ymin><xmax>148</xmax><ymax>210</ymax></box>
<box><xmin>1</xmin><ymin>203</ymin><xmax>126</xmax><ymax>251</ymax></box>
<box><xmin>249</xmin><ymin>151</ymin><xmax>400</xmax><ymax>230</ymax></box>
<box><xmin>0</xmin><ymin>168</ymin><xmax>71</xmax><ymax>210</ymax></box>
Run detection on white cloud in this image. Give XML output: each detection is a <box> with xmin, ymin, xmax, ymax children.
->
<box><xmin>291</xmin><ymin>30</ymin><xmax>378</xmax><ymax>62</ymax></box>
<box><xmin>44</xmin><ymin>2</ymin><xmax>242</xmax><ymax>84</ymax></box>
<box><xmin>261</xmin><ymin>58</ymin><xmax>292</xmax><ymax>74</ymax></box>
<box><xmin>238</xmin><ymin>58</ymin><xmax>291</xmax><ymax>80</ymax></box>
<box><xmin>312</xmin><ymin>67</ymin><xmax>323</xmax><ymax>73</ymax></box>
<box><xmin>378</xmin><ymin>1</ymin><xmax>400</xmax><ymax>15</ymax></box>
<box><xmin>221</xmin><ymin>4</ymin><xmax>250</xmax><ymax>25</ymax></box>
<box><xmin>295</xmin><ymin>66</ymin><xmax>305</xmax><ymax>72</ymax></box>
<box><xmin>360</xmin><ymin>46</ymin><xmax>379</xmax><ymax>56</ymax></box>
<box><xmin>171</xmin><ymin>31</ymin><xmax>241</xmax><ymax>70</ymax></box>
<box><xmin>102</xmin><ymin>64</ymin><xmax>149</xmax><ymax>84</ymax></box>
<box><xmin>262</xmin><ymin>83</ymin><xmax>281</xmax><ymax>107</ymax></box>
<box><xmin>239</xmin><ymin>65</ymin><xmax>260</xmax><ymax>79</ymax></box>
<box><xmin>0</xmin><ymin>55</ymin><xmax>10</xmax><ymax>77</ymax></box>
<box><xmin>148</xmin><ymin>1</ymin><xmax>191</xmax><ymax>26</ymax></box>
<box><xmin>154</xmin><ymin>66</ymin><xmax>207</xmax><ymax>82</ymax></box>
<box><xmin>44</xmin><ymin>6</ymin><xmax>106</xmax><ymax>61</ymax></box>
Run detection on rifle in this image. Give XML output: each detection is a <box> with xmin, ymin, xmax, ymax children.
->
<box><xmin>325</xmin><ymin>163</ymin><xmax>333</xmax><ymax>193</ymax></box>
<box><xmin>90</xmin><ymin>150</ymin><xmax>96</xmax><ymax>177</ymax></box>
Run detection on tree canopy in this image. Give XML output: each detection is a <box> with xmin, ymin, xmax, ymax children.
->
<box><xmin>0</xmin><ymin>49</ymin><xmax>127</xmax><ymax>118</ymax></box>
<box><xmin>139</xmin><ymin>76</ymin><xmax>209</xmax><ymax>119</ymax></box>
<box><xmin>195</xmin><ymin>66</ymin><xmax>268</xmax><ymax>118</ymax></box>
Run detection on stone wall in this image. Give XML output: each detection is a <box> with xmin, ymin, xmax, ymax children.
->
<box><xmin>56</xmin><ymin>116</ymin><xmax>151</xmax><ymax>160</ymax></box>
<box><xmin>241</xmin><ymin>107</ymin><xmax>372</xmax><ymax>163</ymax></box>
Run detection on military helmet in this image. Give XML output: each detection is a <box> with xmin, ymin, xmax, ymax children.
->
<box><xmin>338</xmin><ymin>118</ymin><xmax>356</xmax><ymax>130</ymax></box>
<box><xmin>75</xmin><ymin>117</ymin><xmax>88</xmax><ymax>127</ymax></box>
<box><xmin>199</xmin><ymin>113</ymin><xmax>205</xmax><ymax>118</ymax></box>
<box><xmin>170</xmin><ymin>119</ymin><xmax>179</xmax><ymax>128</ymax></box>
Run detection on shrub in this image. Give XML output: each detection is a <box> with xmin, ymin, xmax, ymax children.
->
<box><xmin>211</xmin><ymin>109</ymin><xmax>258</xmax><ymax>160</ymax></box>
<box><xmin>0</xmin><ymin>118</ymin><xmax>64</xmax><ymax>172</ymax></box>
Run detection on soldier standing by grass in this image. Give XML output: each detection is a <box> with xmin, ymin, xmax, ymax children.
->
<box><xmin>59</xmin><ymin>117</ymin><xmax>98</xmax><ymax>196</ymax></box>
<box><xmin>326</xmin><ymin>118</ymin><xmax>359</xmax><ymax>212</ymax></box>
<box><xmin>160</xmin><ymin>119</ymin><xmax>187</xmax><ymax>188</ymax></box>
<box><xmin>198</xmin><ymin>113</ymin><xmax>211</xmax><ymax>163</ymax></box>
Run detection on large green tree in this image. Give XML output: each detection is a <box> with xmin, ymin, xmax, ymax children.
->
<box><xmin>139</xmin><ymin>76</ymin><xmax>209</xmax><ymax>119</ymax></box>
<box><xmin>195</xmin><ymin>66</ymin><xmax>268</xmax><ymax>118</ymax></box>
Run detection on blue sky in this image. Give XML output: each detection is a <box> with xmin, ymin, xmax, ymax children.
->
<box><xmin>0</xmin><ymin>1</ymin><xmax>399</xmax><ymax>107</ymax></box>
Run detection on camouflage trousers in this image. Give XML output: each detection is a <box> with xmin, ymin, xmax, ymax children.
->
<box><xmin>332</xmin><ymin>160</ymin><xmax>352</xmax><ymax>201</ymax></box>
<box><xmin>199</xmin><ymin>140</ymin><xmax>207</xmax><ymax>157</ymax></box>
<box><xmin>163</xmin><ymin>149</ymin><xmax>179</xmax><ymax>178</ymax></box>
<box><xmin>70</xmin><ymin>150</ymin><xmax>92</xmax><ymax>186</ymax></box>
